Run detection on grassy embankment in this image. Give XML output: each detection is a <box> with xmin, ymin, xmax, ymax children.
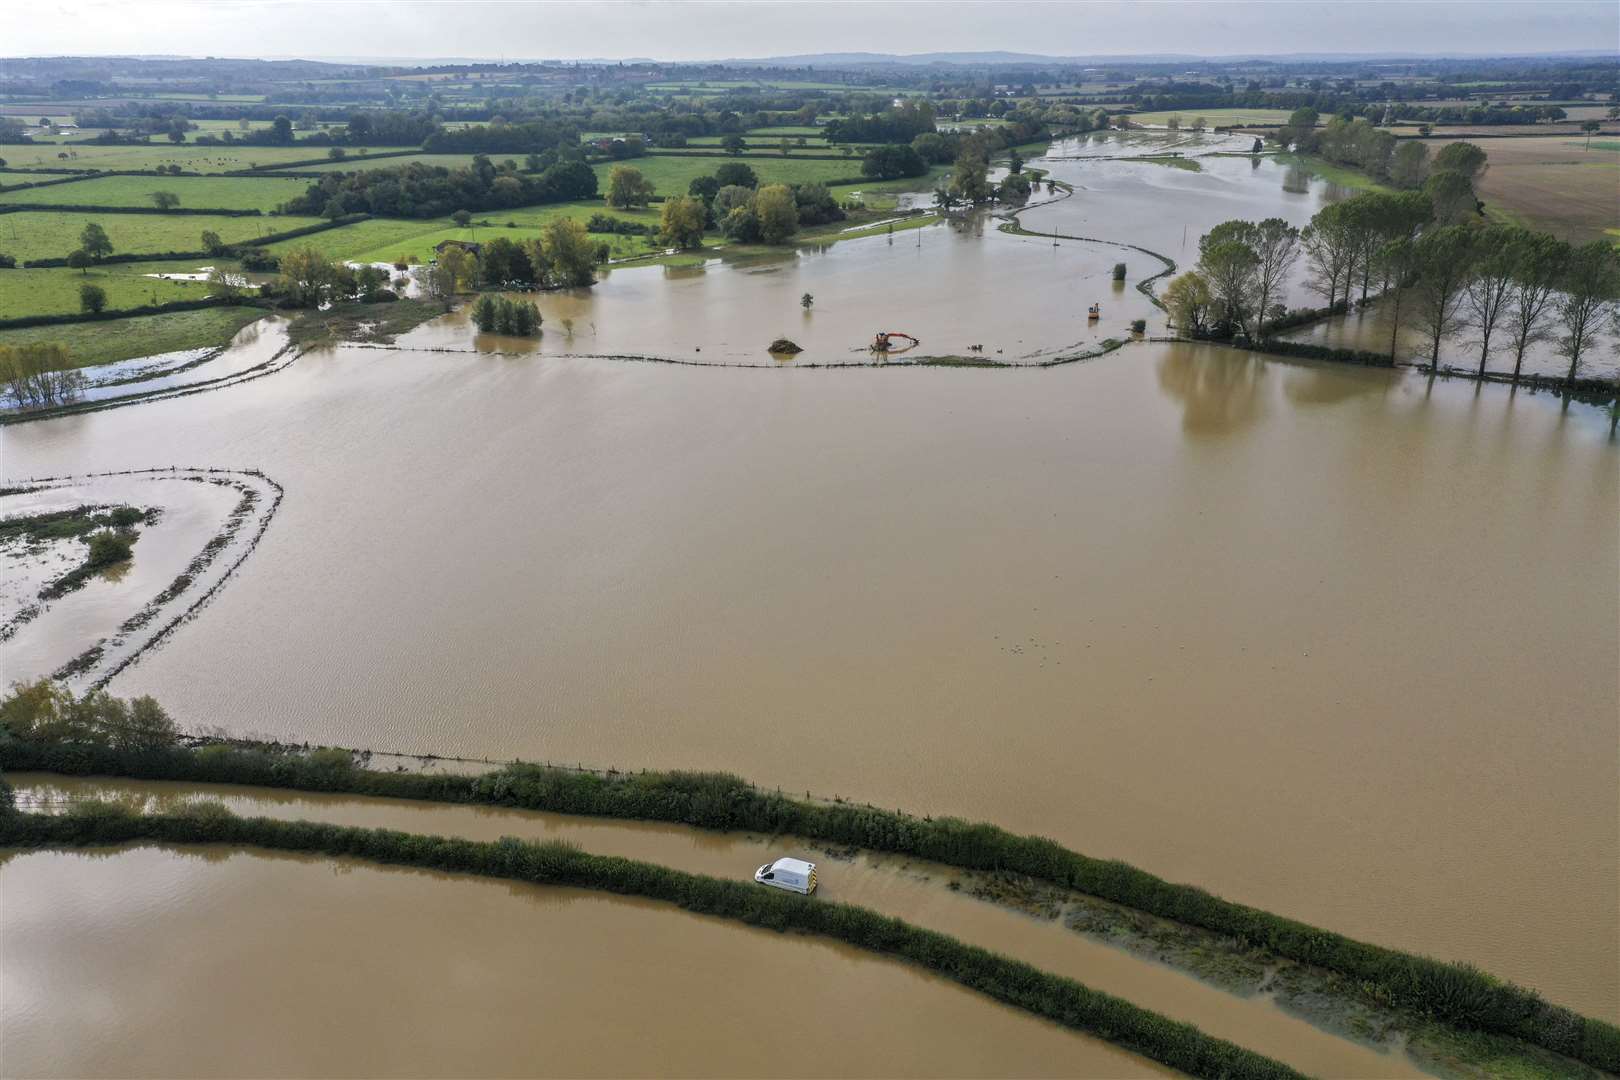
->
<box><xmin>0</xmin><ymin>803</ymin><xmax>1304</xmax><ymax>1080</ymax></box>
<box><xmin>4</xmin><ymin>738</ymin><xmax>1614</xmax><ymax>1076</ymax></box>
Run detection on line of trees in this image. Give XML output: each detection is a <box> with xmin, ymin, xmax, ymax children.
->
<box><xmin>282</xmin><ymin>156</ymin><xmax>597</xmax><ymax>219</ymax></box>
<box><xmin>430</xmin><ymin>221</ymin><xmax>602</xmax><ymax>295</ymax></box>
<box><xmin>1166</xmin><ymin>184</ymin><xmax>1620</xmax><ymax>386</ymax></box>
<box><xmin>0</xmin><ymin>343</ymin><xmax>87</xmax><ymax>410</ymax></box>
<box><xmin>0</xmin><ymin>703</ymin><xmax>1614</xmax><ymax>1074</ymax></box>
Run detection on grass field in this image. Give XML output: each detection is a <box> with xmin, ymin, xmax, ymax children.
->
<box><xmin>0</xmin><ymin>305</ymin><xmax>267</xmax><ymax>367</ymax></box>
<box><xmin>0</xmin><ymin>210</ymin><xmax>325</xmax><ymax>262</ymax></box>
<box><xmin>297</xmin><ymin>153</ymin><xmax>501</xmax><ymax>173</ymax></box>
<box><xmin>1127</xmin><ymin>108</ymin><xmax>1298</xmax><ymax>127</ymax></box>
<box><xmin>1430</xmin><ymin>135</ymin><xmax>1620</xmax><ymax>242</ymax></box>
<box><xmin>0</xmin><ymin>174</ymin><xmax>312</xmax><ymax>211</ymax></box>
<box><xmin>264</xmin><ymin>202</ymin><xmax>663</xmax><ymax>264</ymax></box>
<box><xmin>0</xmin><ymin>258</ymin><xmax>233</xmax><ymax>317</ymax></box>
<box><xmin>0</xmin><ymin>144</ymin><xmax>411</xmax><ymax>174</ymax></box>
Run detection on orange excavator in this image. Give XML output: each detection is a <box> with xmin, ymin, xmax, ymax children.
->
<box><xmin>872</xmin><ymin>331</ymin><xmax>920</xmax><ymax>353</ymax></box>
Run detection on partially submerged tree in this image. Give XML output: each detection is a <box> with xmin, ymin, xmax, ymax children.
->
<box><xmin>1460</xmin><ymin>225</ymin><xmax>1518</xmax><ymax>377</ymax></box>
<box><xmin>1163</xmin><ymin>271</ymin><xmax>1213</xmax><ymax>336</ymax></box>
<box><xmin>1408</xmin><ymin>225</ymin><xmax>1476</xmax><ymax>371</ymax></box>
<box><xmin>1502</xmin><ymin>231</ymin><xmax>1568</xmax><ymax>384</ymax></box>
<box><xmin>1554</xmin><ymin>240</ymin><xmax>1620</xmax><ymax>387</ymax></box>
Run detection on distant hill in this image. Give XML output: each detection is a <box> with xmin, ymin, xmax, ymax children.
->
<box><xmin>718</xmin><ymin>49</ymin><xmax>1618</xmax><ymax>68</ymax></box>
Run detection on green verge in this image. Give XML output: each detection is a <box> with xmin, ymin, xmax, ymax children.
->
<box><xmin>2</xmin><ymin>738</ymin><xmax>1612</xmax><ymax>1074</ymax></box>
<box><xmin>0</xmin><ymin>307</ymin><xmax>268</xmax><ymax>368</ymax></box>
<box><xmin>0</xmin><ymin>804</ymin><xmax>1303</xmax><ymax>1080</ymax></box>
<box><xmin>1270</xmin><ymin>153</ymin><xmax>1395</xmax><ymax>194</ymax></box>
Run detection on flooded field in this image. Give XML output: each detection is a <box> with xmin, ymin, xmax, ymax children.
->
<box><xmin>7</xmin><ymin>774</ymin><xmax>1430</xmax><ymax>1078</ymax></box>
<box><xmin>1281</xmin><ymin>300</ymin><xmax>1620</xmax><ymax>381</ymax></box>
<box><xmin>0</xmin><ymin>844</ymin><xmax>1166</xmax><ymax>1078</ymax></box>
<box><xmin>3</xmin><ymin>122</ymin><xmax>1616</xmax><ymax>1045</ymax></box>
<box><xmin>3</xmin><ymin>328</ymin><xmax>1614</xmax><ymax>1022</ymax></box>
<box><xmin>402</xmin><ymin>209</ymin><xmax>1158</xmax><ymax>366</ymax></box>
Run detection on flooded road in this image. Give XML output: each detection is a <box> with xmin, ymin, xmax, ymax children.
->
<box><xmin>8</xmin><ymin>774</ymin><xmax>1429</xmax><ymax>1078</ymax></box>
<box><xmin>3</xmin><ymin>336</ymin><xmax>1613</xmax><ymax>1022</ymax></box>
<box><xmin>0</xmin><ymin>844</ymin><xmax>1167</xmax><ymax>1078</ymax></box>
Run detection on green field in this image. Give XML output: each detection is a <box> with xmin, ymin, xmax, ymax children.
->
<box><xmin>0</xmin><ymin>144</ymin><xmax>408</xmax><ymax>174</ymax></box>
<box><xmin>0</xmin><ymin>174</ymin><xmax>312</xmax><ymax>211</ymax></box>
<box><xmin>264</xmin><ymin>202</ymin><xmax>663</xmax><ymax>264</ymax></box>
<box><xmin>0</xmin><ymin>305</ymin><xmax>268</xmax><ymax>368</ymax></box>
<box><xmin>0</xmin><ymin>259</ymin><xmax>229</xmax><ymax>318</ymax></box>
<box><xmin>297</xmin><ymin>153</ymin><xmax>501</xmax><ymax>173</ymax></box>
<box><xmin>0</xmin><ymin>210</ymin><xmax>325</xmax><ymax>262</ymax></box>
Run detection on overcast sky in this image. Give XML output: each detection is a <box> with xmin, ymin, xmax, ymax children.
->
<box><xmin>10</xmin><ymin>1</ymin><xmax>1618</xmax><ymax>62</ymax></box>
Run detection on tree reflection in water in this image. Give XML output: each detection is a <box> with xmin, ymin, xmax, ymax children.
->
<box><xmin>1154</xmin><ymin>345</ymin><xmax>1269</xmax><ymax>435</ymax></box>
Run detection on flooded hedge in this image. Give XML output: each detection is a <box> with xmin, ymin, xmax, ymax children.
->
<box><xmin>0</xmin><ymin>804</ymin><xmax>1304</xmax><ymax>1080</ymax></box>
<box><xmin>3</xmin><ymin>739</ymin><xmax>1614</xmax><ymax>1074</ymax></box>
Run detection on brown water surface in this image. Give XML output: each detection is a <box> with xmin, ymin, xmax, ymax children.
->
<box><xmin>2</xmin><ymin>140</ymin><xmax>1616</xmax><ymax>1032</ymax></box>
<box><xmin>9</xmin><ymin>774</ymin><xmax>1429</xmax><ymax>1078</ymax></box>
<box><xmin>0</xmin><ymin>844</ymin><xmax>1168</xmax><ymax>1078</ymax></box>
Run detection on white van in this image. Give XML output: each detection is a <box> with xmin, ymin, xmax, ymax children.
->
<box><xmin>754</xmin><ymin>857</ymin><xmax>818</xmax><ymax>895</ymax></box>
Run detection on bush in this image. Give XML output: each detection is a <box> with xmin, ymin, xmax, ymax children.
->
<box><xmin>1112</xmin><ymin>263</ymin><xmax>1127</xmax><ymax>281</ymax></box>
<box><xmin>586</xmin><ymin>212</ymin><xmax>648</xmax><ymax>236</ymax></box>
<box><xmin>471</xmin><ymin>295</ymin><xmax>541</xmax><ymax>336</ymax></box>
<box><xmin>238</xmin><ymin>248</ymin><xmax>279</xmax><ymax>272</ymax></box>
<box><xmin>85</xmin><ymin>530</ymin><xmax>132</xmax><ymax>567</ymax></box>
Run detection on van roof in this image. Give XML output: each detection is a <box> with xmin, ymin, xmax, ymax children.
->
<box><xmin>771</xmin><ymin>858</ymin><xmax>815</xmax><ymax>875</ymax></box>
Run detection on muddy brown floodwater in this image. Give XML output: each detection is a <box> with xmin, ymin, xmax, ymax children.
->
<box><xmin>0</xmin><ymin>845</ymin><xmax>1169</xmax><ymax>1079</ymax></box>
<box><xmin>2</xmin><ymin>139</ymin><xmax>1616</xmax><ymax>1034</ymax></box>
<box><xmin>8</xmin><ymin>774</ymin><xmax>1431</xmax><ymax>1078</ymax></box>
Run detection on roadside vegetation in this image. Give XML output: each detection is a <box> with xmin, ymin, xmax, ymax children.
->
<box><xmin>0</xmin><ymin>801</ymin><xmax>1305</xmax><ymax>1080</ymax></box>
<box><xmin>0</xmin><ymin>682</ymin><xmax>1614</xmax><ymax>1077</ymax></box>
